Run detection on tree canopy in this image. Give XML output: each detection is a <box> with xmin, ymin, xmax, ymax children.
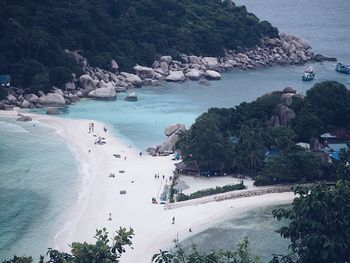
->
<box><xmin>177</xmin><ymin>81</ymin><xmax>350</xmax><ymax>184</ymax></box>
<box><xmin>272</xmin><ymin>181</ymin><xmax>350</xmax><ymax>263</ymax></box>
<box><xmin>0</xmin><ymin>0</ymin><xmax>278</xmax><ymax>93</ymax></box>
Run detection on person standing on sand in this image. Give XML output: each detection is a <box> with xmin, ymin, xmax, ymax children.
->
<box><xmin>108</xmin><ymin>213</ymin><xmax>112</xmax><ymax>221</ymax></box>
<box><xmin>172</xmin><ymin>216</ymin><xmax>175</xmax><ymax>224</ymax></box>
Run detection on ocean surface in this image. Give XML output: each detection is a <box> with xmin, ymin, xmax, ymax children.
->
<box><xmin>0</xmin><ymin>118</ymin><xmax>79</xmax><ymax>259</ymax></box>
<box><xmin>1</xmin><ymin>0</ymin><xmax>349</xmax><ymax>261</ymax></box>
<box><xmin>181</xmin><ymin>205</ymin><xmax>291</xmax><ymax>262</ymax></box>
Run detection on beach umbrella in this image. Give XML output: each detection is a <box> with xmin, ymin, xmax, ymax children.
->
<box><xmin>173</xmin><ymin>180</ymin><xmax>189</xmax><ymax>192</ymax></box>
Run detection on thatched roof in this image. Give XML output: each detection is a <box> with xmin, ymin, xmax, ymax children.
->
<box><xmin>175</xmin><ymin>161</ymin><xmax>200</xmax><ymax>171</ymax></box>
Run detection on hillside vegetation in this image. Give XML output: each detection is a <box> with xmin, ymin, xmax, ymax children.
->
<box><xmin>176</xmin><ymin>81</ymin><xmax>350</xmax><ymax>184</ymax></box>
<box><xmin>0</xmin><ymin>0</ymin><xmax>277</xmax><ymax>92</ymax></box>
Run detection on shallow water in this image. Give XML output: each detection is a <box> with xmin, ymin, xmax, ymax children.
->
<box><xmin>0</xmin><ymin>118</ymin><xmax>78</xmax><ymax>259</ymax></box>
<box><xmin>181</xmin><ymin>205</ymin><xmax>291</xmax><ymax>262</ymax></box>
<box><xmin>1</xmin><ymin>0</ymin><xmax>350</xmax><ymax>260</ymax></box>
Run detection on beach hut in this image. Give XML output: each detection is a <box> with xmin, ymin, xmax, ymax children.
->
<box><xmin>175</xmin><ymin>161</ymin><xmax>200</xmax><ymax>176</ymax></box>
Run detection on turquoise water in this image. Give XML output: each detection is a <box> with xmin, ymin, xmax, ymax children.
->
<box><xmin>181</xmin><ymin>205</ymin><xmax>291</xmax><ymax>263</ymax></box>
<box><xmin>0</xmin><ymin>118</ymin><xmax>78</xmax><ymax>259</ymax></box>
<box><xmin>1</xmin><ymin>0</ymin><xmax>350</xmax><ymax>260</ymax></box>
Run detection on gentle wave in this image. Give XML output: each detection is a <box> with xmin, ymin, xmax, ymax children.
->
<box><xmin>0</xmin><ymin>121</ymin><xmax>29</xmax><ymax>133</ymax></box>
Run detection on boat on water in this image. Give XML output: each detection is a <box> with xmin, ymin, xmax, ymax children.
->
<box><xmin>302</xmin><ymin>66</ymin><xmax>315</xmax><ymax>81</ymax></box>
<box><xmin>335</xmin><ymin>63</ymin><xmax>350</xmax><ymax>74</ymax></box>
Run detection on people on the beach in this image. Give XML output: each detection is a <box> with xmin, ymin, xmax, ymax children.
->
<box><xmin>89</xmin><ymin>123</ymin><xmax>95</xmax><ymax>133</ymax></box>
<box><xmin>103</xmin><ymin>126</ymin><xmax>107</xmax><ymax>133</ymax></box>
<box><xmin>189</xmin><ymin>228</ymin><xmax>192</xmax><ymax>232</ymax></box>
<box><xmin>108</xmin><ymin>213</ymin><xmax>112</xmax><ymax>221</ymax></box>
<box><xmin>172</xmin><ymin>216</ymin><xmax>175</xmax><ymax>224</ymax></box>
<box><xmin>139</xmin><ymin>152</ymin><xmax>142</xmax><ymax>156</ymax></box>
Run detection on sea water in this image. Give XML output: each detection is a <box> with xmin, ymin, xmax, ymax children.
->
<box><xmin>2</xmin><ymin>0</ymin><xmax>350</xmax><ymax>260</ymax></box>
<box><xmin>0</xmin><ymin>118</ymin><xmax>78</xmax><ymax>260</ymax></box>
<box><xmin>181</xmin><ymin>205</ymin><xmax>291</xmax><ymax>262</ymax></box>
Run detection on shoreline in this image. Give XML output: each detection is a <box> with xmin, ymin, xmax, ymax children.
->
<box><xmin>0</xmin><ymin>110</ymin><xmax>295</xmax><ymax>262</ymax></box>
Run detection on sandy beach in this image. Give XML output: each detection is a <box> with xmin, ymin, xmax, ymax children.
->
<box><xmin>0</xmin><ymin>110</ymin><xmax>295</xmax><ymax>262</ymax></box>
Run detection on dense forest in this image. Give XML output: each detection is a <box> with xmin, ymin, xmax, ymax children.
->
<box><xmin>0</xmin><ymin>0</ymin><xmax>278</xmax><ymax>93</ymax></box>
<box><xmin>176</xmin><ymin>81</ymin><xmax>350</xmax><ymax>184</ymax></box>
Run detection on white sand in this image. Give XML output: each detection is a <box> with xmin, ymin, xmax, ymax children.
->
<box><xmin>0</xmin><ymin>110</ymin><xmax>295</xmax><ymax>262</ymax></box>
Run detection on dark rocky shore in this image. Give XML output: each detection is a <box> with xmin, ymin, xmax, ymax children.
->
<box><xmin>0</xmin><ymin>33</ymin><xmax>335</xmax><ymax>112</ymax></box>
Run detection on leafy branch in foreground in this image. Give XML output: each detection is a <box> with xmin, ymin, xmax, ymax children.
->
<box><xmin>152</xmin><ymin>237</ymin><xmax>261</xmax><ymax>263</ymax></box>
<box><xmin>3</xmin><ymin>227</ymin><xmax>134</xmax><ymax>263</ymax></box>
<box><xmin>272</xmin><ymin>181</ymin><xmax>350</xmax><ymax>263</ymax></box>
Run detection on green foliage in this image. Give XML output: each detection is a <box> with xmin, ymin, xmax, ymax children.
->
<box><xmin>0</xmin><ymin>88</ymin><xmax>8</xmax><ymax>99</ymax></box>
<box><xmin>272</xmin><ymin>181</ymin><xmax>350</xmax><ymax>263</ymax></box>
<box><xmin>152</xmin><ymin>237</ymin><xmax>261</xmax><ymax>263</ymax></box>
<box><xmin>2</xmin><ymin>256</ymin><xmax>34</xmax><ymax>263</ymax></box>
<box><xmin>0</xmin><ymin>0</ymin><xmax>278</xmax><ymax>93</ymax></box>
<box><xmin>305</xmin><ymin>81</ymin><xmax>350</xmax><ymax>130</ymax></box>
<box><xmin>2</xmin><ymin>227</ymin><xmax>134</xmax><ymax>263</ymax></box>
<box><xmin>176</xmin><ymin>182</ymin><xmax>246</xmax><ymax>202</ymax></box>
<box><xmin>258</xmin><ymin>148</ymin><xmax>324</xmax><ymax>185</ymax></box>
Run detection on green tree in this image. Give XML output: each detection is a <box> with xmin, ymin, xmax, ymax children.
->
<box><xmin>152</xmin><ymin>237</ymin><xmax>261</xmax><ymax>263</ymax></box>
<box><xmin>2</xmin><ymin>227</ymin><xmax>134</xmax><ymax>263</ymax></box>
<box><xmin>273</xmin><ymin>182</ymin><xmax>350</xmax><ymax>263</ymax></box>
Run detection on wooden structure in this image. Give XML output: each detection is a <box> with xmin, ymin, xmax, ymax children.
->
<box><xmin>175</xmin><ymin>161</ymin><xmax>200</xmax><ymax>176</ymax></box>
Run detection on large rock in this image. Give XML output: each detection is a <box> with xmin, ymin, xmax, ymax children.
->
<box><xmin>188</xmin><ymin>55</ymin><xmax>201</xmax><ymax>64</ymax></box>
<box><xmin>121</xmin><ymin>72</ymin><xmax>142</xmax><ymax>87</ymax></box>
<box><xmin>278</xmin><ymin>105</ymin><xmax>296</xmax><ymax>126</ymax></box>
<box><xmin>38</xmin><ymin>93</ymin><xmax>66</xmax><ymax>106</ymax></box>
<box><xmin>205</xmin><ymin>70</ymin><xmax>221</xmax><ymax>80</ymax></box>
<box><xmin>16</xmin><ymin>115</ymin><xmax>32</xmax><ymax>122</ymax></box>
<box><xmin>165</xmin><ymin>124</ymin><xmax>185</xmax><ymax>136</ymax></box>
<box><xmin>134</xmin><ymin>65</ymin><xmax>154</xmax><ymax>79</ymax></box>
<box><xmin>166</xmin><ymin>71</ymin><xmax>185</xmax><ymax>82</ymax></box>
<box><xmin>79</xmin><ymin>74</ymin><xmax>97</xmax><ymax>92</ymax></box>
<box><xmin>283</xmin><ymin>87</ymin><xmax>296</xmax><ymax>94</ymax></box>
<box><xmin>160</xmin><ymin>56</ymin><xmax>172</xmax><ymax>64</ymax></box>
<box><xmin>202</xmin><ymin>57</ymin><xmax>219</xmax><ymax>69</ymax></box>
<box><xmin>125</xmin><ymin>91</ymin><xmax>137</xmax><ymax>102</ymax></box>
<box><xmin>110</xmin><ymin>59</ymin><xmax>119</xmax><ymax>72</ymax></box>
<box><xmin>7</xmin><ymin>94</ymin><xmax>17</xmax><ymax>104</ymax></box>
<box><xmin>65</xmin><ymin>82</ymin><xmax>76</xmax><ymax>91</ymax></box>
<box><xmin>20</xmin><ymin>100</ymin><xmax>34</xmax><ymax>108</ymax></box>
<box><xmin>46</xmin><ymin>108</ymin><xmax>61</xmax><ymax>115</ymax></box>
<box><xmin>185</xmin><ymin>69</ymin><xmax>201</xmax><ymax>80</ymax></box>
<box><xmin>24</xmin><ymin>94</ymin><xmax>39</xmax><ymax>104</ymax></box>
<box><xmin>88</xmin><ymin>87</ymin><xmax>117</xmax><ymax>99</ymax></box>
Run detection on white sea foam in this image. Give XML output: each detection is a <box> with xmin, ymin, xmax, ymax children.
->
<box><xmin>0</xmin><ymin>121</ymin><xmax>29</xmax><ymax>133</ymax></box>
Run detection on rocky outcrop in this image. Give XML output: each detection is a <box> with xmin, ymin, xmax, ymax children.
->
<box><xmin>147</xmin><ymin>124</ymin><xmax>186</xmax><ymax>156</ymax></box>
<box><xmin>125</xmin><ymin>91</ymin><xmax>137</xmax><ymax>101</ymax></box>
<box><xmin>121</xmin><ymin>72</ymin><xmax>142</xmax><ymax>87</ymax></box>
<box><xmin>38</xmin><ymin>93</ymin><xmax>66</xmax><ymax>106</ymax></box>
<box><xmin>79</xmin><ymin>74</ymin><xmax>97</xmax><ymax>92</ymax></box>
<box><xmin>134</xmin><ymin>65</ymin><xmax>154</xmax><ymax>79</ymax></box>
<box><xmin>46</xmin><ymin>108</ymin><xmax>61</xmax><ymax>115</ymax></box>
<box><xmin>278</xmin><ymin>105</ymin><xmax>296</xmax><ymax>126</ymax></box>
<box><xmin>185</xmin><ymin>69</ymin><xmax>201</xmax><ymax>80</ymax></box>
<box><xmin>205</xmin><ymin>70</ymin><xmax>221</xmax><ymax>80</ymax></box>
<box><xmin>88</xmin><ymin>87</ymin><xmax>117</xmax><ymax>99</ymax></box>
<box><xmin>166</xmin><ymin>71</ymin><xmax>185</xmax><ymax>82</ymax></box>
<box><xmin>16</xmin><ymin>115</ymin><xmax>32</xmax><ymax>122</ymax></box>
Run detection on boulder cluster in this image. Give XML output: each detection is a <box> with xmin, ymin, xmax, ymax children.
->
<box><xmin>0</xmin><ymin>33</ymin><xmax>334</xmax><ymax>112</ymax></box>
<box><xmin>147</xmin><ymin>124</ymin><xmax>186</xmax><ymax>156</ymax></box>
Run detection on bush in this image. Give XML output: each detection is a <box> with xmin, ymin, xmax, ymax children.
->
<box><xmin>176</xmin><ymin>182</ymin><xmax>246</xmax><ymax>202</ymax></box>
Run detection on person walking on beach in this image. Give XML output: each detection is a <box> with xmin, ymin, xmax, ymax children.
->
<box><xmin>108</xmin><ymin>213</ymin><xmax>112</xmax><ymax>221</ymax></box>
<box><xmin>172</xmin><ymin>216</ymin><xmax>175</xmax><ymax>224</ymax></box>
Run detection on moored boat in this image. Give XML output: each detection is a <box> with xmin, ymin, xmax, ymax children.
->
<box><xmin>335</xmin><ymin>63</ymin><xmax>350</xmax><ymax>74</ymax></box>
<box><xmin>302</xmin><ymin>66</ymin><xmax>315</xmax><ymax>81</ymax></box>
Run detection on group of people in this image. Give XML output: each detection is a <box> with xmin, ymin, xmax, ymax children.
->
<box><xmin>88</xmin><ymin>122</ymin><xmax>95</xmax><ymax>133</ymax></box>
